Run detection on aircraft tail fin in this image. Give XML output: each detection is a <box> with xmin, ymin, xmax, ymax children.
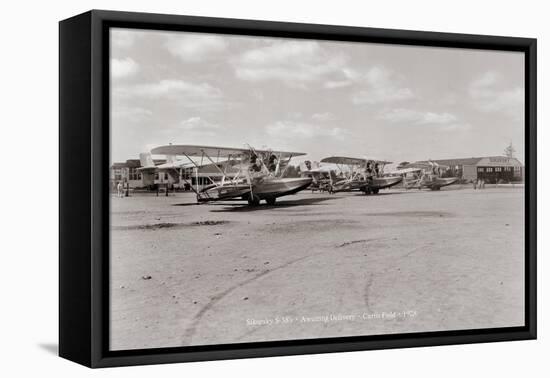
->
<box><xmin>139</xmin><ymin>152</ymin><xmax>155</xmax><ymax>168</ymax></box>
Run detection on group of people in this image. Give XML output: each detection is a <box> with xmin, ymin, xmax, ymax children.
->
<box><xmin>116</xmin><ymin>181</ymin><xmax>126</xmax><ymax>197</ymax></box>
<box><xmin>365</xmin><ymin>162</ymin><xmax>381</xmax><ymax>181</ymax></box>
<box><xmin>473</xmin><ymin>178</ymin><xmax>486</xmax><ymax>189</ymax></box>
<box><xmin>249</xmin><ymin>153</ymin><xmax>279</xmax><ymax>174</ymax></box>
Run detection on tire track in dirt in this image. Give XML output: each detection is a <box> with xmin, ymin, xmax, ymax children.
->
<box><xmin>181</xmin><ymin>254</ymin><xmax>313</xmax><ymax>345</ymax></box>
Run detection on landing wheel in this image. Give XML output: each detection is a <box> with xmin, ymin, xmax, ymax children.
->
<box><xmin>372</xmin><ymin>188</ymin><xmax>379</xmax><ymax>194</ymax></box>
<box><xmin>364</xmin><ymin>188</ymin><xmax>372</xmax><ymax>195</ymax></box>
<box><xmin>247</xmin><ymin>194</ymin><xmax>261</xmax><ymax>206</ymax></box>
<box><xmin>265</xmin><ymin>197</ymin><xmax>276</xmax><ymax>206</ymax></box>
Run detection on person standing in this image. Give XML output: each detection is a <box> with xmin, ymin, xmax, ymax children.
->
<box><xmin>117</xmin><ymin>181</ymin><xmax>123</xmax><ymax>198</ymax></box>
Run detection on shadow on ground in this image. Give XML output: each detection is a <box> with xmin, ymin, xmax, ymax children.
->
<box><xmin>208</xmin><ymin>196</ymin><xmax>340</xmax><ymax>212</ymax></box>
<box><xmin>172</xmin><ymin>202</ymin><xmax>202</xmax><ymax>207</ymax></box>
<box><xmin>38</xmin><ymin>343</ymin><xmax>58</xmax><ymax>355</ymax></box>
<box><xmin>349</xmin><ymin>191</ymin><xmax>407</xmax><ymax>197</ymax></box>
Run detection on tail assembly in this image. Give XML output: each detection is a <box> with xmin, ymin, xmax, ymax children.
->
<box><xmin>138</xmin><ymin>152</ymin><xmax>156</xmax><ymax>186</ymax></box>
<box><xmin>166</xmin><ymin>154</ymin><xmax>177</xmax><ymax>165</ymax></box>
<box><xmin>139</xmin><ymin>152</ymin><xmax>155</xmax><ymax>168</ymax></box>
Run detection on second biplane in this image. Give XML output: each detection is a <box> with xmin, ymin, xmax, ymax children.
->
<box><xmin>318</xmin><ymin>156</ymin><xmax>403</xmax><ymax>194</ymax></box>
<box><xmin>150</xmin><ymin>144</ymin><xmax>312</xmax><ymax>206</ymax></box>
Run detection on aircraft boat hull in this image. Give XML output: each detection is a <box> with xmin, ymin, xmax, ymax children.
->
<box><xmin>426</xmin><ymin>177</ymin><xmax>459</xmax><ymax>190</ymax></box>
<box><xmin>331</xmin><ymin>176</ymin><xmax>403</xmax><ymax>193</ymax></box>
<box><xmin>252</xmin><ymin>177</ymin><xmax>313</xmax><ymax>198</ymax></box>
<box><xmin>404</xmin><ymin>176</ymin><xmax>459</xmax><ymax>190</ymax></box>
<box><xmin>199</xmin><ymin>177</ymin><xmax>313</xmax><ymax>203</ymax></box>
<box><xmin>200</xmin><ymin>183</ymin><xmax>251</xmax><ymax>202</ymax></box>
<box><xmin>370</xmin><ymin>176</ymin><xmax>403</xmax><ymax>189</ymax></box>
<box><xmin>330</xmin><ymin>180</ymin><xmax>367</xmax><ymax>192</ymax></box>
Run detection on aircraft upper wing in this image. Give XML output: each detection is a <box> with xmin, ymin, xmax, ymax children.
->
<box><xmin>321</xmin><ymin>156</ymin><xmax>392</xmax><ymax>165</ymax></box>
<box><xmin>151</xmin><ymin>144</ymin><xmax>307</xmax><ymax>159</ymax></box>
<box><xmin>321</xmin><ymin>156</ymin><xmax>365</xmax><ymax>165</ymax></box>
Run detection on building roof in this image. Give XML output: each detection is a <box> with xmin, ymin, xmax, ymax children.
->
<box><xmin>431</xmin><ymin>157</ymin><xmax>484</xmax><ymax>166</ymax></box>
<box><xmin>111</xmin><ymin>162</ymin><xmax>127</xmax><ymax>169</ymax></box>
<box><xmin>110</xmin><ymin>159</ymin><xmax>167</xmax><ymax>169</ymax></box>
<box><xmin>431</xmin><ymin>156</ymin><xmax>523</xmax><ymax>167</ymax></box>
<box><xmin>125</xmin><ymin>159</ymin><xmax>141</xmax><ymax>168</ymax></box>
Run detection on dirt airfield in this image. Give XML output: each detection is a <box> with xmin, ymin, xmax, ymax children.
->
<box><xmin>109</xmin><ymin>186</ymin><xmax>525</xmax><ymax>350</ymax></box>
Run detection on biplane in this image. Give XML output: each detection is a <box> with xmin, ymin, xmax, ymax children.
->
<box><xmin>150</xmin><ymin>144</ymin><xmax>312</xmax><ymax>205</ymax></box>
<box><xmin>299</xmin><ymin>161</ymin><xmax>334</xmax><ymax>193</ymax></box>
<box><xmin>390</xmin><ymin>161</ymin><xmax>458</xmax><ymax>190</ymax></box>
<box><xmin>319</xmin><ymin>156</ymin><xmax>403</xmax><ymax>194</ymax></box>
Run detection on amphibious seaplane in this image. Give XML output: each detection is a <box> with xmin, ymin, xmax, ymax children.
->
<box><xmin>299</xmin><ymin>160</ymin><xmax>334</xmax><ymax>193</ymax></box>
<box><xmin>319</xmin><ymin>156</ymin><xmax>403</xmax><ymax>194</ymax></box>
<box><xmin>150</xmin><ymin>144</ymin><xmax>312</xmax><ymax>206</ymax></box>
<box><xmin>389</xmin><ymin>161</ymin><xmax>458</xmax><ymax>190</ymax></box>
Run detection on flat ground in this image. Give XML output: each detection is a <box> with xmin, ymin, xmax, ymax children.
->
<box><xmin>109</xmin><ymin>186</ymin><xmax>525</xmax><ymax>350</ymax></box>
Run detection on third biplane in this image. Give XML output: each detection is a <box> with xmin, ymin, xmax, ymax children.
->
<box><xmin>299</xmin><ymin>160</ymin><xmax>334</xmax><ymax>193</ymax></box>
<box><xmin>390</xmin><ymin>161</ymin><xmax>459</xmax><ymax>190</ymax></box>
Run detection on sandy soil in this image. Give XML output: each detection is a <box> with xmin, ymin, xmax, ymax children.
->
<box><xmin>109</xmin><ymin>186</ymin><xmax>525</xmax><ymax>350</ymax></box>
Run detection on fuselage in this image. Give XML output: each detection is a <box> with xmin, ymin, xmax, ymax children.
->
<box><xmin>200</xmin><ymin>176</ymin><xmax>312</xmax><ymax>202</ymax></box>
<box><xmin>331</xmin><ymin>175</ymin><xmax>403</xmax><ymax>193</ymax></box>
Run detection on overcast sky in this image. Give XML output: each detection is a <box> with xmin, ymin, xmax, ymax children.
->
<box><xmin>110</xmin><ymin>28</ymin><xmax>525</xmax><ymax>166</ymax></box>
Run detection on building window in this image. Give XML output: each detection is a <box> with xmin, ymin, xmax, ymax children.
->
<box><xmin>477</xmin><ymin>167</ymin><xmax>484</xmax><ymax>172</ymax></box>
<box><xmin>486</xmin><ymin>167</ymin><xmax>493</xmax><ymax>172</ymax></box>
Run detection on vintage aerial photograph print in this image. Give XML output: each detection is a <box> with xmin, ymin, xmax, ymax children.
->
<box><xmin>109</xmin><ymin>27</ymin><xmax>525</xmax><ymax>351</ymax></box>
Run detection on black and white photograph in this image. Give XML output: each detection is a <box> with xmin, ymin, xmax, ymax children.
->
<box><xmin>109</xmin><ymin>27</ymin><xmax>526</xmax><ymax>351</ymax></box>
<box><xmin>3</xmin><ymin>0</ymin><xmax>546</xmax><ymax>375</ymax></box>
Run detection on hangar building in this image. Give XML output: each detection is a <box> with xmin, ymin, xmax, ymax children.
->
<box><xmin>432</xmin><ymin>156</ymin><xmax>524</xmax><ymax>183</ymax></box>
<box><xmin>110</xmin><ymin>158</ymin><xmax>239</xmax><ymax>191</ymax></box>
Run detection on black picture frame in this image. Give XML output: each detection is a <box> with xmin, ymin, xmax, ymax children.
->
<box><xmin>59</xmin><ymin>9</ymin><xmax>537</xmax><ymax>368</ymax></box>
